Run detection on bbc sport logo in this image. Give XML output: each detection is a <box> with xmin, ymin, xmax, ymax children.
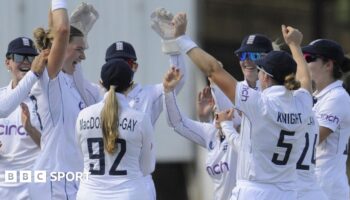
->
<box><xmin>5</xmin><ymin>171</ymin><xmax>90</xmax><ymax>183</ymax></box>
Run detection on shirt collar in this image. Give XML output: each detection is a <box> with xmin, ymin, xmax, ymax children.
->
<box><xmin>103</xmin><ymin>92</ymin><xmax>129</xmax><ymax>108</ymax></box>
<box><xmin>126</xmin><ymin>83</ymin><xmax>142</xmax><ymax>98</ymax></box>
<box><xmin>314</xmin><ymin>80</ymin><xmax>343</xmax><ymax>99</ymax></box>
<box><xmin>262</xmin><ymin>85</ymin><xmax>288</xmax><ymax>96</ymax></box>
<box><xmin>243</xmin><ymin>79</ymin><xmax>260</xmax><ymax>91</ymax></box>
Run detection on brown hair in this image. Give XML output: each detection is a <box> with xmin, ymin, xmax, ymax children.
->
<box><xmin>284</xmin><ymin>74</ymin><xmax>301</xmax><ymax>90</ymax></box>
<box><xmin>33</xmin><ymin>25</ymin><xmax>83</xmax><ymax>51</ymax></box>
<box><xmin>69</xmin><ymin>26</ymin><xmax>84</xmax><ymax>42</ymax></box>
<box><xmin>100</xmin><ymin>85</ymin><xmax>119</xmax><ymax>154</ymax></box>
<box><xmin>33</xmin><ymin>28</ymin><xmax>54</xmax><ymax>51</ymax></box>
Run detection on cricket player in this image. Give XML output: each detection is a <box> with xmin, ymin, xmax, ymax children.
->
<box><xmin>76</xmin><ymin>59</ymin><xmax>154</xmax><ymax>200</ymax></box>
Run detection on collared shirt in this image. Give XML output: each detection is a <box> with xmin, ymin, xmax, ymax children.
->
<box><xmin>0</xmin><ymin>73</ymin><xmax>41</xmax><ymax>185</ymax></box>
<box><xmin>234</xmin><ymin>82</ymin><xmax>313</xmax><ymax>190</ymax></box>
<box><xmin>76</xmin><ymin>92</ymin><xmax>154</xmax><ymax>192</ymax></box>
<box><xmin>313</xmin><ymin>80</ymin><xmax>350</xmax><ymax>195</ymax></box>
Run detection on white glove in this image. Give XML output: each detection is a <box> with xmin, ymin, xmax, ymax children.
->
<box><xmin>150</xmin><ymin>8</ymin><xmax>175</xmax><ymax>40</ymax></box>
<box><xmin>70</xmin><ymin>2</ymin><xmax>99</xmax><ymax>36</ymax></box>
<box><xmin>151</xmin><ymin>8</ymin><xmax>180</xmax><ymax>55</ymax></box>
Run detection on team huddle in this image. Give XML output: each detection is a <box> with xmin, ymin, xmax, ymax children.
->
<box><xmin>0</xmin><ymin>0</ymin><xmax>350</xmax><ymax>200</ymax></box>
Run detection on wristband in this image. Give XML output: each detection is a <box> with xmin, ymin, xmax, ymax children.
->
<box><xmin>176</xmin><ymin>35</ymin><xmax>198</xmax><ymax>54</ymax></box>
<box><xmin>161</xmin><ymin>39</ymin><xmax>180</xmax><ymax>55</ymax></box>
<box><xmin>52</xmin><ymin>0</ymin><xmax>67</xmax><ymax>11</ymax></box>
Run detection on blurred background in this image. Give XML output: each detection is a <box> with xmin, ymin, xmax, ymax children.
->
<box><xmin>1</xmin><ymin>0</ymin><xmax>349</xmax><ymax>199</ymax></box>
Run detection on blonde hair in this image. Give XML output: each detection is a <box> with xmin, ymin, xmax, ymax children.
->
<box><xmin>284</xmin><ymin>74</ymin><xmax>301</xmax><ymax>90</ymax></box>
<box><xmin>33</xmin><ymin>27</ymin><xmax>54</xmax><ymax>51</ymax></box>
<box><xmin>100</xmin><ymin>86</ymin><xmax>119</xmax><ymax>154</ymax></box>
<box><xmin>33</xmin><ymin>26</ymin><xmax>83</xmax><ymax>51</ymax></box>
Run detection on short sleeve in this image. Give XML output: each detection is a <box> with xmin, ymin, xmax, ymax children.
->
<box><xmin>315</xmin><ymin>95</ymin><xmax>344</xmax><ymax>132</ymax></box>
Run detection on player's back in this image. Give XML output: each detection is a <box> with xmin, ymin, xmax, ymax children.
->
<box><xmin>235</xmin><ymin>83</ymin><xmax>313</xmax><ymax>190</ymax></box>
<box><xmin>76</xmin><ymin>96</ymin><xmax>154</xmax><ymax>200</ymax></box>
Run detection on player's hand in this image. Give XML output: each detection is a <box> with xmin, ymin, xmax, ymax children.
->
<box><xmin>215</xmin><ymin>109</ymin><xmax>234</xmax><ymax>129</ymax></box>
<box><xmin>150</xmin><ymin>8</ymin><xmax>175</xmax><ymax>40</ymax></box>
<box><xmin>21</xmin><ymin>103</ymin><xmax>34</xmax><ymax>133</ymax></box>
<box><xmin>282</xmin><ymin>25</ymin><xmax>303</xmax><ymax>47</ymax></box>
<box><xmin>173</xmin><ymin>13</ymin><xmax>187</xmax><ymax>38</ymax></box>
<box><xmin>163</xmin><ymin>66</ymin><xmax>183</xmax><ymax>93</ymax></box>
<box><xmin>31</xmin><ymin>50</ymin><xmax>49</xmax><ymax>76</ymax></box>
<box><xmin>197</xmin><ymin>86</ymin><xmax>215</xmax><ymax>122</ymax></box>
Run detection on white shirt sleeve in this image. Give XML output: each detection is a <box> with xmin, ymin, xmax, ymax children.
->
<box><xmin>234</xmin><ymin>82</ymin><xmax>263</xmax><ymax>119</ymax></box>
<box><xmin>164</xmin><ymin>91</ymin><xmax>216</xmax><ymax>149</ymax></box>
<box><xmin>139</xmin><ymin>115</ymin><xmax>155</xmax><ymax>175</ymax></box>
<box><xmin>149</xmin><ymin>84</ymin><xmax>164</xmax><ymax>126</ymax></box>
<box><xmin>170</xmin><ymin>54</ymin><xmax>186</xmax><ymax>95</ymax></box>
<box><xmin>31</xmin><ymin>68</ymin><xmax>62</xmax><ymax>126</ymax></box>
<box><xmin>220</xmin><ymin>121</ymin><xmax>240</xmax><ymax>152</ymax></box>
<box><xmin>211</xmin><ymin>84</ymin><xmax>235</xmax><ymax>111</ymax></box>
<box><xmin>316</xmin><ymin>95</ymin><xmax>344</xmax><ymax>132</ymax></box>
<box><xmin>0</xmin><ymin>71</ymin><xmax>38</xmax><ymax>118</ymax></box>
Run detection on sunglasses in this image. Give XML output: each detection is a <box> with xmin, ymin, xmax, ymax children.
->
<box><xmin>237</xmin><ymin>52</ymin><xmax>265</xmax><ymax>61</ymax></box>
<box><xmin>304</xmin><ymin>54</ymin><xmax>321</xmax><ymax>63</ymax></box>
<box><xmin>10</xmin><ymin>54</ymin><xmax>35</xmax><ymax>63</ymax></box>
<box><xmin>126</xmin><ymin>59</ymin><xmax>138</xmax><ymax>66</ymax></box>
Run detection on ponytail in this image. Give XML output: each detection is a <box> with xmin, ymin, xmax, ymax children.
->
<box><xmin>284</xmin><ymin>74</ymin><xmax>301</xmax><ymax>90</ymax></box>
<box><xmin>101</xmin><ymin>86</ymin><xmax>119</xmax><ymax>154</ymax></box>
<box><xmin>33</xmin><ymin>27</ymin><xmax>54</xmax><ymax>51</ymax></box>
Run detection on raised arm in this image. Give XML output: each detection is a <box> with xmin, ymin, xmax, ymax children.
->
<box><xmin>47</xmin><ymin>0</ymin><xmax>70</xmax><ymax>79</ymax></box>
<box><xmin>174</xmin><ymin>13</ymin><xmax>238</xmax><ymax>103</ymax></box>
<box><xmin>163</xmin><ymin>68</ymin><xmax>215</xmax><ymax>148</ymax></box>
<box><xmin>150</xmin><ymin>8</ymin><xmax>187</xmax><ymax>95</ymax></box>
<box><xmin>0</xmin><ymin>51</ymin><xmax>48</xmax><ymax>118</ymax></box>
<box><xmin>282</xmin><ymin>25</ymin><xmax>312</xmax><ymax>93</ymax></box>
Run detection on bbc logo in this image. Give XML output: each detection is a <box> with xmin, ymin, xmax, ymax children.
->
<box><xmin>5</xmin><ymin>171</ymin><xmax>47</xmax><ymax>183</ymax></box>
<box><xmin>5</xmin><ymin>171</ymin><xmax>90</xmax><ymax>183</ymax></box>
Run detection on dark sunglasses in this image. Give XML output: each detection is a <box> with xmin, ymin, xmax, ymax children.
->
<box><xmin>126</xmin><ymin>59</ymin><xmax>138</xmax><ymax>66</ymax></box>
<box><xmin>304</xmin><ymin>54</ymin><xmax>321</xmax><ymax>63</ymax></box>
<box><xmin>10</xmin><ymin>54</ymin><xmax>35</xmax><ymax>63</ymax></box>
<box><xmin>237</xmin><ymin>52</ymin><xmax>265</xmax><ymax>61</ymax></box>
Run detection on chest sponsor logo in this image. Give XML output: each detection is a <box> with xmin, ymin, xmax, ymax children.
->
<box><xmin>0</xmin><ymin>124</ymin><xmax>27</xmax><ymax>136</ymax></box>
<box><xmin>241</xmin><ymin>85</ymin><xmax>249</xmax><ymax>102</ymax></box>
<box><xmin>206</xmin><ymin>161</ymin><xmax>229</xmax><ymax>176</ymax></box>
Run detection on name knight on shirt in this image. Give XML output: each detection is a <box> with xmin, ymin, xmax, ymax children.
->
<box><xmin>277</xmin><ymin>112</ymin><xmax>302</xmax><ymax>124</ymax></box>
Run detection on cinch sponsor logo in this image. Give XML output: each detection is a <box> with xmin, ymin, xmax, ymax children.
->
<box><xmin>4</xmin><ymin>171</ymin><xmax>90</xmax><ymax>183</ymax></box>
<box><xmin>241</xmin><ymin>85</ymin><xmax>249</xmax><ymax>102</ymax></box>
<box><xmin>0</xmin><ymin>124</ymin><xmax>27</xmax><ymax>136</ymax></box>
<box><xmin>320</xmin><ymin>113</ymin><xmax>339</xmax><ymax>124</ymax></box>
<box><xmin>206</xmin><ymin>161</ymin><xmax>229</xmax><ymax>176</ymax></box>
